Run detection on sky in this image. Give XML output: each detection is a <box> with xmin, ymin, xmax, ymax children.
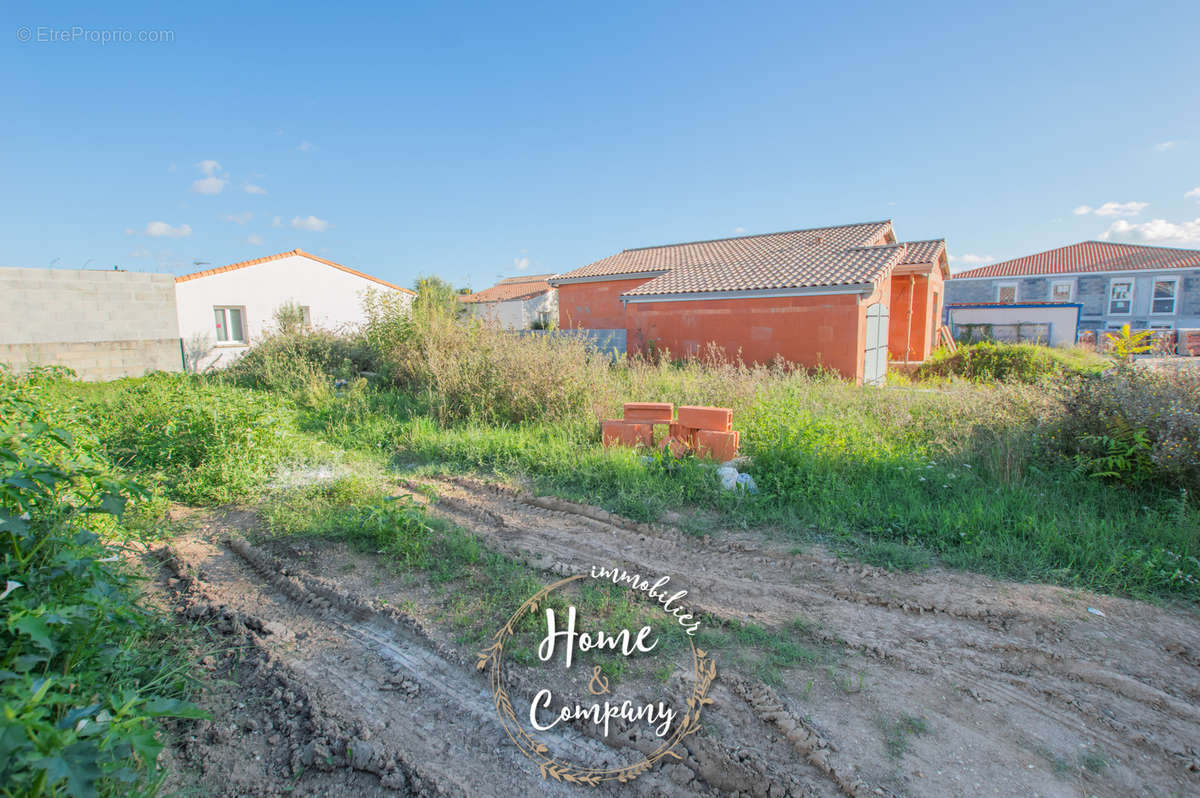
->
<box><xmin>3</xmin><ymin>0</ymin><xmax>1200</xmax><ymax>289</ymax></box>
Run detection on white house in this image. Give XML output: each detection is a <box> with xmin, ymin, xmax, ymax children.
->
<box><xmin>459</xmin><ymin>273</ymin><xmax>557</xmax><ymax>329</ymax></box>
<box><xmin>174</xmin><ymin>249</ymin><xmax>415</xmax><ymax>371</ymax></box>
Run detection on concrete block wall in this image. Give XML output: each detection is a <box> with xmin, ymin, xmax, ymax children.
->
<box><xmin>0</xmin><ymin>267</ymin><xmax>181</xmax><ymax>380</ymax></box>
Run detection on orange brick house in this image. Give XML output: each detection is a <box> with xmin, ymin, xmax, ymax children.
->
<box><xmin>549</xmin><ymin>221</ymin><xmax>948</xmax><ymax>383</ymax></box>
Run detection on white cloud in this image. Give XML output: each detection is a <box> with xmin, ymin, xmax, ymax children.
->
<box><xmin>297</xmin><ymin>140</ymin><xmax>314</xmax><ymax>152</ymax></box>
<box><xmin>143</xmin><ymin>221</ymin><xmax>192</xmax><ymax>238</ymax></box>
<box><xmin>272</xmin><ymin>215</ymin><xmax>283</xmax><ymax>228</ymax></box>
<box><xmin>247</xmin><ymin>234</ymin><xmax>264</xmax><ymax>246</ymax></box>
<box><xmin>223</xmin><ymin>211</ymin><xmax>254</xmax><ymax>225</ymax></box>
<box><xmin>1100</xmin><ymin>217</ymin><xmax>1200</xmax><ymax>245</ymax></box>
<box><xmin>191</xmin><ymin>176</ymin><xmax>227</xmax><ymax>195</ymax></box>
<box><xmin>243</xmin><ymin>183</ymin><xmax>268</xmax><ymax>195</ymax></box>
<box><xmin>290</xmin><ymin>215</ymin><xmax>331</xmax><ymax>232</ymax></box>
<box><xmin>124</xmin><ymin>227</ymin><xmax>136</xmax><ymax>236</ymax></box>
<box><xmin>191</xmin><ymin>160</ymin><xmax>228</xmax><ymax>194</ymax></box>
<box><xmin>513</xmin><ymin>256</ymin><xmax>530</xmax><ymax>271</ymax></box>
<box><xmin>128</xmin><ymin>247</ymin><xmax>151</xmax><ymax>258</ymax></box>
<box><xmin>950</xmin><ymin>252</ymin><xmax>994</xmax><ymax>265</ymax></box>
<box><xmin>734</xmin><ymin>226</ymin><xmax>745</xmax><ymax>233</ymax></box>
<box><xmin>1073</xmin><ymin>201</ymin><xmax>1148</xmax><ymax>217</ymax></box>
<box><xmin>1154</xmin><ymin>141</ymin><xmax>1177</xmax><ymax>152</ymax></box>
<box><xmin>1185</xmin><ymin>187</ymin><xmax>1200</xmax><ymax>200</ymax></box>
<box><xmin>167</xmin><ymin>162</ymin><xmax>177</xmax><ymax>173</ymax></box>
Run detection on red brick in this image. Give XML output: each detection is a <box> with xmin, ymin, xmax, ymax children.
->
<box><xmin>601</xmin><ymin>420</ymin><xmax>653</xmax><ymax>448</ymax></box>
<box><xmin>694</xmin><ymin>429</ymin><xmax>740</xmax><ymax>461</ymax></box>
<box><xmin>668</xmin><ymin>423</ymin><xmax>698</xmax><ymax>446</ymax></box>
<box><xmin>677</xmin><ymin>406</ymin><xmax>733</xmax><ymax>432</ymax></box>
<box><xmin>622</xmin><ymin>402</ymin><xmax>674</xmax><ymax>423</ymax></box>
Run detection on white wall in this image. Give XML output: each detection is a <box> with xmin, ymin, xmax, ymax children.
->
<box><xmin>947</xmin><ymin>304</ymin><xmax>1079</xmax><ymax>347</ymax></box>
<box><xmin>175</xmin><ymin>254</ymin><xmax>413</xmax><ymax>371</ymax></box>
<box><xmin>468</xmin><ymin>290</ymin><xmax>557</xmax><ymax>329</ymax></box>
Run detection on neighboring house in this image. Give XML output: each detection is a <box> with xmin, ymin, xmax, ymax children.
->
<box><xmin>175</xmin><ymin>249</ymin><xmax>415</xmax><ymax>371</ymax></box>
<box><xmin>0</xmin><ymin>266</ymin><xmax>181</xmax><ymax>381</ymax></box>
<box><xmin>458</xmin><ymin>273</ymin><xmax>558</xmax><ymax>329</ymax></box>
<box><xmin>946</xmin><ymin>241</ymin><xmax>1200</xmax><ymax>341</ymax></box>
<box><xmin>946</xmin><ymin>303</ymin><xmax>1081</xmax><ymax>347</ymax></box>
<box><xmin>549</xmin><ymin>221</ymin><xmax>948</xmax><ymax>384</ymax></box>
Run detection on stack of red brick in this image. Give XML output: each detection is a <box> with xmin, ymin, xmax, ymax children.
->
<box><xmin>601</xmin><ymin>403</ymin><xmax>739</xmax><ymax>461</ymax></box>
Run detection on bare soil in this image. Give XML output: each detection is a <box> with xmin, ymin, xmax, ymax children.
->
<box><xmin>149</xmin><ymin>477</ymin><xmax>1200</xmax><ymax>798</ymax></box>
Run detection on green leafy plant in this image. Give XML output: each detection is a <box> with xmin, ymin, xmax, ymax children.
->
<box><xmin>0</xmin><ymin>383</ymin><xmax>204</xmax><ymax>797</ymax></box>
<box><xmin>1104</xmin><ymin>324</ymin><xmax>1154</xmax><ymax>359</ymax></box>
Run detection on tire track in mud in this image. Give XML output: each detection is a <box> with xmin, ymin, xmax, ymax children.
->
<box><xmin>403</xmin><ymin>474</ymin><xmax>1200</xmax><ymax>797</ymax></box>
<box><xmin>159</xmin><ymin>528</ymin><xmax>850</xmax><ymax>797</ymax></box>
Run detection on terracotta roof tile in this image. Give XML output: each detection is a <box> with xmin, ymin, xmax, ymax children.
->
<box><xmin>897</xmin><ymin>239</ymin><xmax>946</xmax><ymax>265</ymax></box>
<box><xmin>554</xmin><ymin>221</ymin><xmax>895</xmax><ymax>284</ymax></box>
<box><xmin>951</xmin><ymin>241</ymin><xmax>1200</xmax><ymax>279</ymax></box>
<box><xmin>621</xmin><ymin>242</ymin><xmax>907</xmax><ymax>297</ymax></box>
<box><xmin>174</xmin><ymin>249</ymin><xmax>416</xmax><ymax>294</ymax></box>
<box><xmin>460</xmin><ymin>275</ymin><xmax>555</xmax><ymax>304</ymax></box>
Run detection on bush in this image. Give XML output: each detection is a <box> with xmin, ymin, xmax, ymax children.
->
<box><xmin>223</xmin><ymin>328</ymin><xmax>370</xmax><ymax>392</ymax></box>
<box><xmin>0</xmin><ymin>381</ymin><xmax>202</xmax><ymax>797</ymax></box>
<box><xmin>915</xmin><ymin>342</ymin><xmax>1107</xmax><ymax>383</ymax></box>
<box><xmin>1053</xmin><ymin>363</ymin><xmax>1200</xmax><ymax>492</ymax></box>
<box><xmin>375</xmin><ymin>310</ymin><xmax>615</xmax><ymax>425</ymax></box>
<box><xmin>88</xmin><ymin>374</ymin><xmax>298</xmax><ymax>504</ymax></box>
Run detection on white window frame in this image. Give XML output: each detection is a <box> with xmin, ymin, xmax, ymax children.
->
<box><xmin>1107</xmin><ymin>279</ymin><xmax>1134</xmax><ymax>316</ymax></box>
<box><xmin>1050</xmin><ymin>279</ymin><xmax>1075</xmax><ymax>302</ymax></box>
<box><xmin>995</xmin><ymin>282</ymin><xmax>1018</xmax><ymax>304</ymax></box>
<box><xmin>1150</xmin><ymin>276</ymin><xmax>1179</xmax><ymax>316</ymax></box>
<box><xmin>1149</xmin><ymin>321</ymin><xmax>1175</xmax><ymax>330</ymax></box>
<box><xmin>213</xmin><ymin>306</ymin><xmax>248</xmax><ymax>345</ymax></box>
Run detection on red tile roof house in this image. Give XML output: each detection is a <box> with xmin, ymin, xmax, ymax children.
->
<box><xmin>945</xmin><ymin>241</ymin><xmax>1200</xmax><ymax>348</ymax></box>
<box><xmin>548</xmin><ymin>221</ymin><xmax>948</xmax><ymax>384</ymax></box>
<box><xmin>458</xmin><ymin>274</ymin><xmax>558</xmax><ymax>329</ymax></box>
<box><xmin>175</xmin><ymin>249</ymin><xmax>415</xmax><ymax>372</ymax></box>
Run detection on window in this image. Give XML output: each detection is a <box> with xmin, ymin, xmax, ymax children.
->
<box><xmin>1151</xmin><ymin>277</ymin><xmax>1178</xmax><ymax>315</ymax></box>
<box><xmin>1050</xmin><ymin>280</ymin><xmax>1074</xmax><ymax>302</ymax></box>
<box><xmin>213</xmin><ymin>306</ymin><xmax>246</xmax><ymax>344</ymax></box>
<box><xmin>299</xmin><ymin>305</ymin><xmax>312</xmax><ymax>327</ymax></box>
<box><xmin>996</xmin><ymin>282</ymin><xmax>1017</xmax><ymax>304</ymax></box>
<box><xmin>1108</xmin><ymin>279</ymin><xmax>1133</xmax><ymax>315</ymax></box>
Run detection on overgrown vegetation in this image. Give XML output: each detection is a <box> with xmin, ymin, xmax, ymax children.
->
<box><xmin>914</xmin><ymin>341</ymin><xmax>1108</xmax><ymax>383</ymax></box>
<box><xmin>0</xmin><ymin>373</ymin><xmax>202</xmax><ymax>797</ymax></box>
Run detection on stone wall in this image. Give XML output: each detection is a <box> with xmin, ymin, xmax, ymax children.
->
<box><xmin>0</xmin><ymin>267</ymin><xmax>181</xmax><ymax>380</ymax></box>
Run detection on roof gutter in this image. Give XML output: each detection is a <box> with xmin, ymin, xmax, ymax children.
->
<box><xmin>620</xmin><ymin>282</ymin><xmax>875</xmax><ymax>304</ymax></box>
<box><xmin>549</xmin><ymin>270</ymin><xmax>669</xmax><ymax>286</ymax></box>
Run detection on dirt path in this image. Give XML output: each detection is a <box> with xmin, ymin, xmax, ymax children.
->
<box><xmin>392</xmin><ymin>475</ymin><xmax>1200</xmax><ymax>798</ymax></box>
<box><xmin>148</xmin><ymin>477</ymin><xmax>1200</xmax><ymax>797</ymax></box>
<box><xmin>150</xmin><ymin>512</ymin><xmax>853</xmax><ymax>797</ymax></box>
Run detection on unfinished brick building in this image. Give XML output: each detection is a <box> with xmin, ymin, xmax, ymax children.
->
<box><xmin>549</xmin><ymin>221</ymin><xmax>948</xmax><ymax>383</ymax></box>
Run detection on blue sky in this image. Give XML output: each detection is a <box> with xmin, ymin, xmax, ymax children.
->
<box><xmin>3</xmin><ymin>0</ymin><xmax>1199</xmax><ymax>288</ymax></box>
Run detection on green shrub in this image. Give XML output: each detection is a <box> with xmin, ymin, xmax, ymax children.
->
<box><xmin>1053</xmin><ymin>364</ymin><xmax>1200</xmax><ymax>492</ymax></box>
<box><xmin>223</xmin><ymin>328</ymin><xmax>370</xmax><ymax>392</ymax></box>
<box><xmin>375</xmin><ymin>311</ymin><xmax>615</xmax><ymax>425</ymax></box>
<box><xmin>0</xmin><ymin>382</ymin><xmax>202</xmax><ymax>797</ymax></box>
<box><xmin>88</xmin><ymin>374</ymin><xmax>298</xmax><ymax>504</ymax></box>
<box><xmin>915</xmin><ymin>342</ymin><xmax>1107</xmax><ymax>383</ymax></box>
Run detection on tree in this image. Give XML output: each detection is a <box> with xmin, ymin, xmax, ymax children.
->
<box><xmin>412</xmin><ymin>275</ymin><xmax>464</xmax><ymax>318</ymax></box>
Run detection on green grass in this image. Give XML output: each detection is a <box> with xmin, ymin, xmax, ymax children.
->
<box><xmin>1</xmin><ymin>374</ymin><xmax>204</xmax><ymax>797</ymax></box>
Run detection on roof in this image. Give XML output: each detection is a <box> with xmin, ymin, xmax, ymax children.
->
<box><xmin>460</xmin><ymin>273</ymin><xmax>556</xmax><ymax>304</ymax></box>
<box><xmin>897</xmin><ymin>239</ymin><xmax>946</xmax><ymax>265</ymax></box>
<box><xmin>622</xmin><ymin>243</ymin><xmax>907</xmax><ymax>297</ymax></box>
<box><xmin>553</xmin><ymin>221</ymin><xmax>895</xmax><ymax>284</ymax></box>
<box><xmin>951</xmin><ymin>241</ymin><xmax>1200</xmax><ymax>280</ymax></box>
<box><xmin>174</xmin><ymin>249</ymin><xmax>416</xmax><ymax>294</ymax></box>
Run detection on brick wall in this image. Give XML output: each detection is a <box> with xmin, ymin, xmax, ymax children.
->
<box><xmin>0</xmin><ymin>267</ymin><xmax>181</xmax><ymax>380</ymax></box>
